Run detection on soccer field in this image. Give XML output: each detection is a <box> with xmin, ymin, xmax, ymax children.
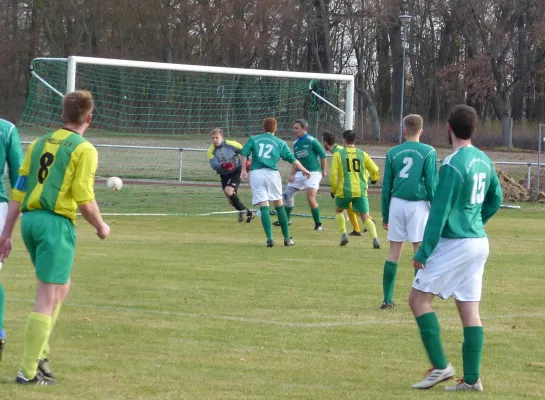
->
<box><xmin>1</xmin><ymin>190</ymin><xmax>544</xmax><ymax>399</ymax></box>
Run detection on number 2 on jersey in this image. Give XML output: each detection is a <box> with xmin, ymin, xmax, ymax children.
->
<box><xmin>38</xmin><ymin>152</ymin><xmax>55</xmax><ymax>184</ymax></box>
<box><xmin>258</xmin><ymin>143</ymin><xmax>273</xmax><ymax>159</ymax></box>
<box><xmin>471</xmin><ymin>172</ymin><xmax>486</xmax><ymax>204</ymax></box>
<box><xmin>399</xmin><ymin>157</ymin><xmax>413</xmax><ymax>178</ymax></box>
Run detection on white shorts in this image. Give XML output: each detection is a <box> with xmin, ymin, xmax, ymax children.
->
<box><xmin>250</xmin><ymin>168</ymin><xmax>283</xmax><ymax>205</ymax></box>
<box><xmin>388</xmin><ymin>198</ymin><xmax>430</xmax><ymax>242</ymax></box>
<box><xmin>286</xmin><ymin>171</ymin><xmax>322</xmax><ymax>191</ymax></box>
<box><xmin>0</xmin><ymin>203</ymin><xmax>7</xmax><ymax>269</ymax></box>
<box><xmin>412</xmin><ymin>237</ymin><xmax>489</xmax><ymax>301</ymax></box>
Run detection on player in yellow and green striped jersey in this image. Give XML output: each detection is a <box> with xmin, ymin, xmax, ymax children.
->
<box><xmin>329</xmin><ymin>130</ymin><xmax>380</xmax><ymax>248</ymax></box>
<box><xmin>0</xmin><ymin>90</ymin><xmax>110</xmax><ymax>386</ymax></box>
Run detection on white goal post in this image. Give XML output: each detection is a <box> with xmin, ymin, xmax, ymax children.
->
<box><xmin>64</xmin><ymin>56</ymin><xmax>355</xmax><ymax>130</ymax></box>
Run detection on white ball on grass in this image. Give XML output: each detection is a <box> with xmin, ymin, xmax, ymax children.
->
<box><xmin>106</xmin><ymin>176</ymin><xmax>123</xmax><ymax>191</ymax></box>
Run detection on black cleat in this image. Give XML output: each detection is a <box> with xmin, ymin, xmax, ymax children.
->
<box><xmin>284</xmin><ymin>238</ymin><xmax>295</xmax><ymax>246</ymax></box>
<box><xmin>266</xmin><ymin>240</ymin><xmax>274</xmax><ymax>247</ymax></box>
<box><xmin>37</xmin><ymin>359</ymin><xmax>56</xmax><ymax>381</ymax></box>
<box><xmin>245</xmin><ymin>211</ymin><xmax>255</xmax><ymax>223</ymax></box>
<box><xmin>313</xmin><ymin>223</ymin><xmax>323</xmax><ymax>231</ymax></box>
<box><xmin>238</xmin><ymin>211</ymin><xmax>246</xmax><ymax>222</ymax></box>
<box><xmin>380</xmin><ymin>302</ymin><xmax>396</xmax><ymax>310</ymax></box>
<box><xmin>0</xmin><ymin>338</ymin><xmax>5</xmax><ymax>362</ymax></box>
<box><xmin>15</xmin><ymin>371</ymin><xmax>55</xmax><ymax>385</ymax></box>
<box><xmin>340</xmin><ymin>233</ymin><xmax>349</xmax><ymax>246</ymax></box>
<box><xmin>273</xmin><ymin>220</ymin><xmax>291</xmax><ymax>227</ymax></box>
<box><xmin>348</xmin><ymin>230</ymin><xmax>362</xmax><ymax>236</ymax></box>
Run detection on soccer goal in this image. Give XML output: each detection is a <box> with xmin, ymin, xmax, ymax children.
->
<box><xmin>19</xmin><ymin>56</ymin><xmax>355</xmax><ymax>216</ymax></box>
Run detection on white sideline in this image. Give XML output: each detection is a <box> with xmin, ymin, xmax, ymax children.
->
<box><xmin>8</xmin><ymin>298</ymin><xmax>545</xmax><ymax>329</ymax></box>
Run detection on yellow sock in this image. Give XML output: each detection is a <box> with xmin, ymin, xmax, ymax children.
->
<box><xmin>335</xmin><ymin>213</ymin><xmax>347</xmax><ymax>234</ymax></box>
<box><xmin>41</xmin><ymin>302</ymin><xmax>62</xmax><ymax>360</ymax></box>
<box><xmin>20</xmin><ymin>312</ymin><xmax>51</xmax><ymax>379</ymax></box>
<box><xmin>363</xmin><ymin>218</ymin><xmax>378</xmax><ymax>239</ymax></box>
<box><xmin>347</xmin><ymin>208</ymin><xmax>361</xmax><ymax>233</ymax></box>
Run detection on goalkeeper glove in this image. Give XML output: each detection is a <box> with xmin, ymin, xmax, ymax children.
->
<box><xmin>371</xmin><ymin>180</ymin><xmax>377</xmax><ymax>184</ymax></box>
<box><xmin>246</xmin><ymin>159</ymin><xmax>251</xmax><ymax>170</ymax></box>
<box><xmin>330</xmin><ymin>192</ymin><xmax>335</xmax><ymax>198</ymax></box>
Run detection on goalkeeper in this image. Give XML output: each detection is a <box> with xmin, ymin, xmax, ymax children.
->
<box><xmin>208</xmin><ymin>128</ymin><xmax>254</xmax><ymax>223</ymax></box>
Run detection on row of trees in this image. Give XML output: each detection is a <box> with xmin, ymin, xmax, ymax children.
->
<box><xmin>1</xmin><ymin>0</ymin><xmax>544</xmax><ymax>145</ymax></box>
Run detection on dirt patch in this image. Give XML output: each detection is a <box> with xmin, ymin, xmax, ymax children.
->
<box><xmin>518</xmin><ymin>167</ymin><xmax>545</xmax><ymax>195</ymax></box>
<box><xmin>496</xmin><ymin>166</ymin><xmax>530</xmax><ymax>202</ymax></box>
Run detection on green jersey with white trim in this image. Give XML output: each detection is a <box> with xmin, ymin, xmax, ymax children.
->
<box><xmin>0</xmin><ymin>118</ymin><xmax>23</xmax><ymax>203</ymax></box>
<box><xmin>414</xmin><ymin>145</ymin><xmax>503</xmax><ymax>264</ymax></box>
<box><xmin>292</xmin><ymin>134</ymin><xmax>326</xmax><ymax>172</ymax></box>
<box><xmin>241</xmin><ymin>133</ymin><xmax>296</xmax><ymax>171</ymax></box>
<box><xmin>381</xmin><ymin>141</ymin><xmax>438</xmax><ymax>223</ymax></box>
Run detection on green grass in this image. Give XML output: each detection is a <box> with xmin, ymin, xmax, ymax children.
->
<box><xmin>0</xmin><ymin>194</ymin><xmax>543</xmax><ymax>399</ymax></box>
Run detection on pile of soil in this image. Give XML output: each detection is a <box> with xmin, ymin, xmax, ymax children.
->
<box><xmin>518</xmin><ymin>167</ymin><xmax>545</xmax><ymax>196</ymax></box>
<box><xmin>495</xmin><ymin>166</ymin><xmax>530</xmax><ymax>202</ymax></box>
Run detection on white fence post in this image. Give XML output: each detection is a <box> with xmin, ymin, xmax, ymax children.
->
<box><xmin>178</xmin><ymin>149</ymin><xmax>183</xmax><ymax>181</ymax></box>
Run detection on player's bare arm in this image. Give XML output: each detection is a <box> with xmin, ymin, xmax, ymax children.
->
<box><xmin>0</xmin><ymin>200</ymin><xmax>23</xmax><ymax>261</ymax></box>
<box><xmin>79</xmin><ymin>201</ymin><xmax>110</xmax><ymax>239</ymax></box>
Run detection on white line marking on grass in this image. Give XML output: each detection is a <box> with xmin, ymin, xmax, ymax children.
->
<box><xmin>8</xmin><ymin>298</ymin><xmax>545</xmax><ymax>328</ymax></box>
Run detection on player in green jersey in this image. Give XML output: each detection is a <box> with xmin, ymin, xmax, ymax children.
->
<box><xmin>0</xmin><ymin>118</ymin><xmax>23</xmax><ymax>361</ymax></box>
<box><xmin>240</xmin><ymin>117</ymin><xmax>311</xmax><ymax>247</ymax></box>
<box><xmin>380</xmin><ymin>115</ymin><xmax>438</xmax><ymax>309</ymax></box>
<box><xmin>273</xmin><ymin>119</ymin><xmax>327</xmax><ymax>230</ymax></box>
<box><xmin>0</xmin><ymin>91</ymin><xmax>111</xmax><ymax>385</ymax></box>
<box><xmin>409</xmin><ymin>105</ymin><xmax>503</xmax><ymax>391</ymax></box>
<box><xmin>329</xmin><ymin>130</ymin><xmax>380</xmax><ymax>248</ymax></box>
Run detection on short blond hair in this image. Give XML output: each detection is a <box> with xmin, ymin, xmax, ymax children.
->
<box><xmin>403</xmin><ymin>114</ymin><xmax>423</xmax><ymax>137</ymax></box>
<box><xmin>62</xmin><ymin>90</ymin><xmax>94</xmax><ymax>124</ymax></box>
<box><xmin>210</xmin><ymin>128</ymin><xmax>224</xmax><ymax>136</ymax></box>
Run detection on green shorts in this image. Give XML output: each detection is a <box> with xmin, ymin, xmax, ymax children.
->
<box><xmin>335</xmin><ymin>196</ymin><xmax>369</xmax><ymax>214</ymax></box>
<box><xmin>21</xmin><ymin>210</ymin><xmax>76</xmax><ymax>284</ymax></box>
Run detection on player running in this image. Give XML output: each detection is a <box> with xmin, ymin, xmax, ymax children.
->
<box><xmin>409</xmin><ymin>105</ymin><xmax>503</xmax><ymax>392</ymax></box>
<box><xmin>0</xmin><ymin>118</ymin><xmax>23</xmax><ymax>361</ymax></box>
<box><xmin>208</xmin><ymin>128</ymin><xmax>253</xmax><ymax>223</ymax></box>
<box><xmin>273</xmin><ymin>119</ymin><xmax>327</xmax><ymax>230</ymax></box>
<box><xmin>380</xmin><ymin>114</ymin><xmax>437</xmax><ymax>310</ymax></box>
<box><xmin>0</xmin><ymin>90</ymin><xmax>110</xmax><ymax>385</ymax></box>
<box><xmin>240</xmin><ymin>117</ymin><xmax>311</xmax><ymax>247</ymax></box>
<box><xmin>329</xmin><ymin>129</ymin><xmax>380</xmax><ymax>248</ymax></box>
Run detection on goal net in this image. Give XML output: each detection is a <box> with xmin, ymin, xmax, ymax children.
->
<box><xmin>18</xmin><ymin>56</ymin><xmax>355</xmax><ymax>215</ymax></box>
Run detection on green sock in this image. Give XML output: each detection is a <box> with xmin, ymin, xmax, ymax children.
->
<box><xmin>0</xmin><ymin>283</ymin><xmax>4</xmax><ymax>331</ymax></box>
<box><xmin>382</xmin><ymin>261</ymin><xmax>398</xmax><ymax>303</ymax></box>
<box><xmin>416</xmin><ymin>312</ymin><xmax>448</xmax><ymax>370</ymax></box>
<box><xmin>20</xmin><ymin>312</ymin><xmax>51</xmax><ymax>379</ymax></box>
<box><xmin>311</xmin><ymin>207</ymin><xmax>321</xmax><ymax>224</ymax></box>
<box><xmin>275</xmin><ymin>206</ymin><xmax>291</xmax><ymax>240</ymax></box>
<box><xmin>41</xmin><ymin>303</ymin><xmax>62</xmax><ymax>360</ymax></box>
<box><xmin>260</xmin><ymin>206</ymin><xmax>273</xmax><ymax>241</ymax></box>
<box><xmin>463</xmin><ymin>326</ymin><xmax>484</xmax><ymax>385</ymax></box>
<box><xmin>285</xmin><ymin>206</ymin><xmax>293</xmax><ymax>221</ymax></box>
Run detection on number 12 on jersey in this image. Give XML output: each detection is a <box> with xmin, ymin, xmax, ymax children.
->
<box><xmin>258</xmin><ymin>143</ymin><xmax>273</xmax><ymax>159</ymax></box>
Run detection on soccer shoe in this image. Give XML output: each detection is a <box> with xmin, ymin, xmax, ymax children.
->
<box><xmin>238</xmin><ymin>211</ymin><xmax>246</xmax><ymax>222</ymax></box>
<box><xmin>411</xmin><ymin>363</ymin><xmax>455</xmax><ymax>389</ymax></box>
<box><xmin>266</xmin><ymin>240</ymin><xmax>274</xmax><ymax>248</ymax></box>
<box><xmin>38</xmin><ymin>359</ymin><xmax>56</xmax><ymax>381</ymax></box>
<box><xmin>348</xmin><ymin>230</ymin><xmax>362</xmax><ymax>236</ymax></box>
<box><xmin>313</xmin><ymin>223</ymin><xmax>323</xmax><ymax>231</ymax></box>
<box><xmin>15</xmin><ymin>371</ymin><xmax>55</xmax><ymax>386</ymax></box>
<box><xmin>245</xmin><ymin>211</ymin><xmax>255</xmax><ymax>223</ymax></box>
<box><xmin>340</xmin><ymin>233</ymin><xmax>349</xmax><ymax>247</ymax></box>
<box><xmin>380</xmin><ymin>302</ymin><xmax>396</xmax><ymax>310</ymax></box>
<box><xmin>373</xmin><ymin>238</ymin><xmax>381</xmax><ymax>249</ymax></box>
<box><xmin>445</xmin><ymin>378</ymin><xmax>483</xmax><ymax>392</ymax></box>
<box><xmin>284</xmin><ymin>238</ymin><xmax>295</xmax><ymax>246</ymax></box>
<box><xmin>273</xmin><ymin>220</ymin><xmax>291</xmax><ymax>227</ymax></box>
